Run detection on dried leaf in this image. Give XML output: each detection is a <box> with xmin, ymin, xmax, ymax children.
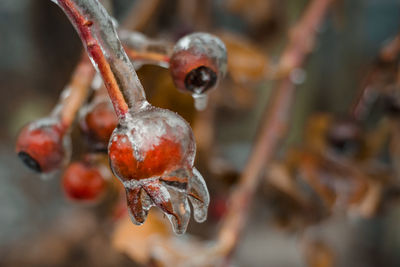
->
<box><xmin>112</xmin><ymin>210</ymin><xmax>171</xmax><ymax>265</ymax></box>
<box><xmin>219</xmin><ymin>32</ymin><xmax>268</xmax><ymax>84</ymax></box>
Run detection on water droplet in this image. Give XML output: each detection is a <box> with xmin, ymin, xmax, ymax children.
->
<box><xmin>192</xmin><ymin>94</ymin><xmax>208</xmax><ymax>111</ymax></box>
<box><xmin>290</xmin><ymin>68</ymin><xmax>306</xmax><ymax>85</ymax></box>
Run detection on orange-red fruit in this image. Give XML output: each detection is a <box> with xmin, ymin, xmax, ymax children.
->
<box><xmin>109</xmin><ymin>136</ymin><xmax>183</xmax><ymax>181</ymax></box>
<box><xmin>62</xmin><ymin>162</ymin><xmax>106</xmax><ymax>201</ymax></box>
<box><xmin>170</xmin><ymin>50</ymin><xmax>217</xmax><ymax>94</ymax></box>
<box><xmin>80</xmin><ymin>101</ymin><xmax>118</xmax><ymax>150</ymax></box>
<box><xmin>16</xmin><ymin>121</ymin><xmax>66</xmax><ymax>173</ymax></box>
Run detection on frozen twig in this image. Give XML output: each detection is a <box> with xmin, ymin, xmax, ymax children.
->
<box><xmin>215</xmin><ymin>0</ymin><xmax>334</xmax><ymax>258</ymax></box>
<box><xmin>53</xmin><ymin>0</ymin><xmax>149</xmax><ymax>128</ymax></box>
<box><xmin>59</xmin><ymin>54</ymin><xmax>94</xmax><ymax>127</ymax></box>
<box><xmin>119</xmin><ymin>30</ymin><xmax>171</xmax><ymax>68</ymax></box>
<box><xmin>124</xmin><ymin>47</ymin><xmax>170</xmax><ymax>66</ymax></box>
<box><xmin>52</xmin><ymin>0</ymin><xmax>148</xmax><ymax>119</ymax></box>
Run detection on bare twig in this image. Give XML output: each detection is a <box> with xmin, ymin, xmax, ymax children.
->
<box><xmin>60</xmin><ymin>55</ymin><xmax>94</xmax><ymax>127</ymax></box>
<box><xmin>56</xmin><ymin>0</ymin><xmax>129</xmax><ymax>117</ymax></box>
<box><xmin>54</xmin><ymin>0</ymin><xmax>148</xmax><ymax>118</ymax></box>
<box><xmin>217</xmin><ymin>79</ymin><xmax>295</xmax><ymax>254</ymax></box>
<box><xmin>278</xmin><ymin>0</ymin><xmax>333</xmax><ymax>76</ymax></box>
<box><xmin>124</xmin><ymin>45</ymin><xmax>170</xmax><ymax>66</ymax></box>
<box><xmin>55</xmin><ymin>0</ymin><xmax>156</xmax><ymax>128</ymax></box>
<box><xmin>58</xmin><ymin>0</ymin><xmax>113</xmax><ymax>128</ymax></box>
<box><xmin>215</xmin><ymin>0</ymin><xmax>333</xmax><ymax>257</ymax></box>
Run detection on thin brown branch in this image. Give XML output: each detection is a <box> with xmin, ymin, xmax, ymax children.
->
<box><xmin>277</xmin><ymin>0</ymin><xmax>333</xmax><ymax>77</ymax></box>
<box><xmin>124</xmin><ymin>45</ymin><xmax>170</xmax><ymax>66</ymax></box>
<box><xmin>56</xmin><ymin>0</ymin><xmax>130</xmax><ymax>118</ymax></box>
<box><xmin>56</xmin><ymin>0</ymin><xmax>154</xmax><ymax>127</ymax></box>
<box><xmin>217</xmin><ymin>79</ymin><xmax>295</xmax><ymax>254</ymax></box>
<box><xmin>60</xmin><ymin>54</ymin><xmax>94</xmax><ymax>127</ymax></box>
<box><xmin>215</xmin><ymin>0</ymin><xmax>333</xmax><ymax>257</ymax></box>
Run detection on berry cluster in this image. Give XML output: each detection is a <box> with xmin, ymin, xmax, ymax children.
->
<box><xmin>16</xmin><ymin>0</ymin><xmax>226</xmax><ymax>235</ymax></box>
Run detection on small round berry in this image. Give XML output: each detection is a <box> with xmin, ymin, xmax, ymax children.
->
<box><xmin>80</xmin><ymin>100</ymin><xmax>118</xmax><ymax>151</ymax></box>
<box><xmin>16</xmin><ymin>118</ymin><xmax>68</xmax><ymax>173</ymax></box>
<box><xmin>62</xmin><ymin>161</ymin><xmax>106</xmax><ymax>202</ymax></box>
<box><xmin>170</xmin><ymin>33</ymin><xmax>227</xmax><ymax>95</ymax></box>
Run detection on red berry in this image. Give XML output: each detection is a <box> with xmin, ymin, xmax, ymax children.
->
<box><xmin>16</xmin><ymin>119</ymin><xmax>67</xmax><ymax>173</ymax></box>
<box><xmin>62</xmin><ymin>161</ymin><xmax>106</xmax><ymax>201</ymax></box>
<box><xmin>80</xmin><ymin>100</ymin><xmax>118</xmax><ymax>150</ymax></box>
<box><xmin>108</xmin><ymin>108</ymin><xmax>193</xmax><ymax>182</ymax></box>
<box><xmin>107</xmin><ymin>107</ymin><xmax>209</xmax><ymax>233</ymax></box>
<box><xmin>170</xmin><ymin>50</ymin><xmax>218</xmax><ymax>94</ymax></box>
<box><xmin>109</xmin><ymin>135</ymin><xmax>184</xmax><ymax>181</ymax></box>
<box><xmin>170</xmin><ymin>33</ymin><xmax>227</xmax><ymax>95</ymax></box>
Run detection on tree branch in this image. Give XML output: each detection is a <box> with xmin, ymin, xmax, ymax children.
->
<box><xmin>59</xmin><ymin>54</ymin><xmax>94</xmax><ymax>127</ymax></box>
<box><xmin>53</xmin><ymin>0</ymin><xmax>148</xmax><ymax>119</ymax></box>
<box><xmin>215</xmin><ymin>0</ymin><xmax>334</xmax><ymax>257</ymax></box>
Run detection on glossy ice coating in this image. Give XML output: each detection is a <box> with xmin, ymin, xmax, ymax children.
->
<box><xmin>52</xmin><ymin>0</ymin><xmax>210</xmax><ymax>234</ymax></box>
<box><xmin>79</xmin><ymin>99</ymin><xmax>118</xmax><ymax>151</ymax></box>
<box><xmin>53</xmin><ymin>0</ymin><xmax>148</xmax><ymax>116</ymax></box>
<box><xmin>109</xmin><ymin>107</ymin><xmax>195</xmax><ymax>181</ymax></box>
<box><xmin>108</xmin><ymin>107</ymin><xmax>209</xmax><ymax>234</ymax></box>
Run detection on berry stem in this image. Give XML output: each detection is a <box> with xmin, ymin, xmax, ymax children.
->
<box><xmin>53</xmin><ymin>0</ymin><xmax>148</xmax><ymax>119</ymax></box>
<box><xmin>124</xmin><ymin>47</ymin><xmax>170</xmax><ymax>67</ymax></box>
<box><xmin>215</xmin><ymin>0</ymin><xmax>333</xmax><ymax>258</ymax></box>
<box><xmin>58</xmin><ymin>54</ymin><xmax>94</xmax><ymax>128</ymax></box>
<box><xmin>119</xmin><ymin>30</ymin><xmax>172</xmax><ymax>68</ymax></box>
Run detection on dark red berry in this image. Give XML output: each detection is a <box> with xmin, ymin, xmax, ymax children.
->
<box><xmin>110</xmin><ymin>135</ymin><xmax>183</xmax><ymax>181</ymax></box>
<box><xmin>62</xmin><ymin>161</ymin><xmax>106</xmax><ymax>201</ymax></box>
<box><xmin>169</xmin><ymin>33</ymin><xmax>227</xmax><ymax>95</ymax></box>
<box><xmin>16</xmin><ymin>119</ymin><xmax>67</xmax><ymax>173</ymax></box>
<box><xmin>170</xmin><ymin>50</ymin><xmax>218</xmax><ymax>94</ymax></box>
<box><xmin>80</xmin><ymin>100</ymin><xmax>118</xmax><ymax>150</ymax></box>
<box><xmin>108</xmin><ymin>108</ymin><xmax>195</xmax><ymax>183</ymax></box>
